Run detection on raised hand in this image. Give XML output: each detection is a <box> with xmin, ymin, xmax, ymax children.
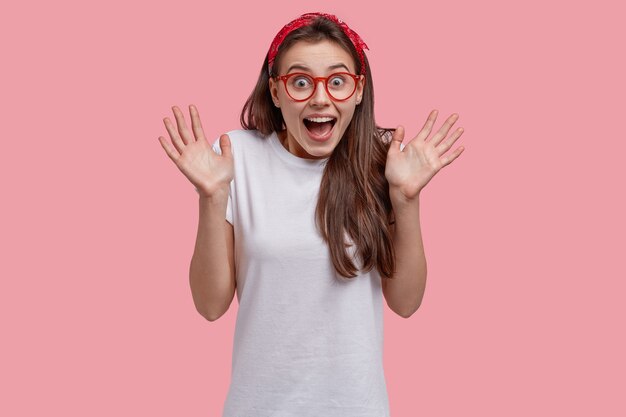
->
<box><xmin>158</xmin><ymin>105</ymin><xmax>234</xmax><ymax>198</ymax></box>
<box><xmin>385</xmin><ymin>110</ymin><xmax>465</xmax><ymax>201</ymax></box>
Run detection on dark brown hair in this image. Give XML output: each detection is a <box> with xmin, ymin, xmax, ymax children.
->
<box><xmin>240</xmin><ymin>16</ymin><xmax>397</xmax><ymax>280</ymax></box>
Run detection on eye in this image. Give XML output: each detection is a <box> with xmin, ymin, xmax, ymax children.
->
<box><xmin>329</xmin><ymin>75</ymin><xmax>346</xmax><ymax>87</ymax></box>
<box><xmin>293</xmin><ymin>76</ymin><xmax>312</xmax><ymax>88</ymax></box>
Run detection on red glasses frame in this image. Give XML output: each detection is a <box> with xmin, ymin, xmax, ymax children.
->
<box><xmin>273</xmin><ymin>72</ymin><xmax>362</xmax><ymax>102</ymax></box>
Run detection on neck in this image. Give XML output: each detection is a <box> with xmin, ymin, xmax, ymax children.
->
<box><xmin>278</xmin><ymin>130</ymin><xmax>289</xmax><ymax>151</ymax></box>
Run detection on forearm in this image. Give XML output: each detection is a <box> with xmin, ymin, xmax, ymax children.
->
<box><xmin>189</xmin><ymin>188</ymin><xmax>233</xmax><ymax>320</ymax></box>
<box><xmin>386</xmin><ymin>188</ymin><xmax>428</xmax><ymax>317</ymax></box>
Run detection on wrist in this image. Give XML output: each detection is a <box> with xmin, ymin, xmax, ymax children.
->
<box><xmin>196</xmin><ymin>184</ymin><xmax>229</xmax><ymax>201</ymax></box>
<box><xmin>389</xmin><ymin>186</ymin><xmax>421</xmax><ymax>206</ymax></box>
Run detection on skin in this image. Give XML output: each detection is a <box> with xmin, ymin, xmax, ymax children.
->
<box><xmin>387</xmin><ymin>110</ymin><xmax>465</xmax><ymax>201</ymax></box>
<box><xmin>158</xmin><ymin>105</ymin><xmax>234</xmax><ymax>198</ymax></box>
<box><xmin>157</xmin><ymin>40</ymin><xmax>467</xmax><ymax>319</ymax></box>
<box><xmin>383</xmin><ymin>110</ymin><xmax>465</xmax><ymax>317</ymax></box>
<box><xmin>268</xmin><ymin>39</ymin><xmax>365</xmax><ymax>159</ymax></box>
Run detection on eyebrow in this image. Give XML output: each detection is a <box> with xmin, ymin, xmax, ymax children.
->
<box><xmin>286</xmin><ymin>63</ymin><xmax>351</xmax><ymax>73</ymax></box>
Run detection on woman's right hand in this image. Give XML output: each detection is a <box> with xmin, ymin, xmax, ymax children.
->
<box><xmin>158</xmin><ymin>105</ymin><xmax>234</xmax><ymax>199</ymax></box>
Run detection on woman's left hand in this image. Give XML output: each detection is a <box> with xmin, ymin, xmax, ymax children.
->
<box><xmin>385</xmin><ymin>110</ymin><xmax>465</xmax><ymax>201</ymax></box>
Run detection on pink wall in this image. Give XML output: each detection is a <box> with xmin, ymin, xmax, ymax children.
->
<box><xmin>1</xmin><ymin>0</ymin><xmax>624</xmax><ymax>415</ymax></box>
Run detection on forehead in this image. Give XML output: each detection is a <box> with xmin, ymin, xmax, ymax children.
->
<box><xmin>279</xmin><ymin>40</ymin><xmax>356</xmax><ymax>74</ymax></box>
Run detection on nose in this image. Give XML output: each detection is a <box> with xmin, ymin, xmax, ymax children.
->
<box><xmin>309</xmin><ymin>79</ymin><xmax>331</xmax><ymax>106</ymax></box>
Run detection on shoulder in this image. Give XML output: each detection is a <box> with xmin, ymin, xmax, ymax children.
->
<box><xmin>211</xmin><ymin>129</ymin><xmax>270</xmax><ymax>155</ymax></box>
<box><xmin>211</xmin><ymin>128</ymin><xmax>261</xmax><ymax>146</ymax></box>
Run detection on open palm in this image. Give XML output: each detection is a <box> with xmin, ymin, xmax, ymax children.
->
<box><xmin>158</xmin><ymin>105</ymin><xmax>234</xmax><ymax>197</ymax></box>
<box><xmin>385</xmin><ymin>110</ymin><xmax>465</xmax><ymax>200</ymax></box>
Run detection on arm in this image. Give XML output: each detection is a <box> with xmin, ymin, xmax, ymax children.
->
<box><xmin>189</xmin><ymin>187</ymin><xmax>236</xmax><ymax>322</ymax></box>
<box><xmin>382</xmin><ymin>188</ymin><xmax>427</xmax><ymax>318</ymax></box>
<box><xmin>381</xmin><ymin>111</ymin><xmax>465</xmax><ymax>318</ymax></box>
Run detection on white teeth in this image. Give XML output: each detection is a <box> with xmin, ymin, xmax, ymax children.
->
<box><xmin>305</xmin><ymin>116</ymin><xmax>335</xmax><ymax>123</ymax></box>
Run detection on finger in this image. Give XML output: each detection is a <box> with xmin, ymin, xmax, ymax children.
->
<box><xmin>157</xmin><ymin>135</ymin><xmax>181</xmax><ymax>163</ymax></box>
<box><xmin>440</xmin><ymin>146</ymin><xmax>465</xmax><ymax>167</ymax></box>
<box><xmin>389</xmin><ymin>126</ymin><xmax>405</xmax><ymax>154</ymax></box>
<box><xmin>163</xmin><ymin>116</ymin><xmax>186</xmax><ymax>154</ymax></box>
<box><xmin>435</xmin><ymin>126</ymin><xmax>464</xmax><ymax>156</ymax></box>
<box><xmin>415</xmin><ymin>109</ymin><xmax>438</xmax><ymax>142</ymax></box>
<box><xmin>172</xmin><ymin>105</ymin><xmax>194</xmax><ymax>145</ymax></box>
<box><xmin>430</xmin><ymin>113</ymin><xmax>459</xmax><ymax>147</ymax></box>
<box><xmin>189</xmin><ymin>104</ymin><xmax>207</xmax><ymax>143</ymax></box>
<box><xmin>217</xmin><ymin>134</ymin><xmax>233</xmax><ymax>158</ymax></box>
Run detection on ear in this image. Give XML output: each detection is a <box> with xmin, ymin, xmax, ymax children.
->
<box><xmin>356</xmin><ymin>74</ymin><xmax>365</xmax><ymax>103</ymax></box>
<box><xmin>268</xmin><ymin>77</ymin><xmax>280</xmax><ymax>107</ymax></box>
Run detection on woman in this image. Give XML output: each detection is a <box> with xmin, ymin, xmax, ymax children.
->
<box><xmin>158</xmin><ymin>12</ymin><xmax>464</xmax><ymax>417</ymax></box>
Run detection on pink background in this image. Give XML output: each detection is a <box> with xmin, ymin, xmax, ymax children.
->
<box><xmin>2</xmin><ymin>0</ymin><xmax>624</xmax><ymax>415</ymax></box>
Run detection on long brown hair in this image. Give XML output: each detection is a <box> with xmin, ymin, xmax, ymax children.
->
<box><xmin>240</xmin><ymin>16</ymin><xmax>397</xmax><ymax>280</ymax></box>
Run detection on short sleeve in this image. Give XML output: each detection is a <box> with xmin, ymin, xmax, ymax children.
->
<box><xmin>225</xmin><ymin>194</ymin><xmax>233</xmax><ymax>226</ymax></box>
<box><xmin>194</xmin><ymin>136</ymin><xmax>232</xmax><ymax>225</ymax></box>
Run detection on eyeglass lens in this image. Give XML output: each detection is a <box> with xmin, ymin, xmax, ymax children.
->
<box><xmin>286</xmin><ymin>73</ymin><xmax>356</xmax><ymax>101</ymax></box>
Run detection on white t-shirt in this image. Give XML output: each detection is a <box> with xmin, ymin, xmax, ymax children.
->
<box><xmin>211</xmin><ymin>129</ymin><xmax>390</xmax><ymax>417</ymax></box>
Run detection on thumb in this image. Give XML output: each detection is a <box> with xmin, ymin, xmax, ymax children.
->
<box><xmin>218</xmin><ymin>134</ymin><xmax>233</xmax><ymax>158</ymax></box>
<box><xmin>390</xmin><ymin>126</ymin><xmax>405</xmax><ymax>153</ymax></box>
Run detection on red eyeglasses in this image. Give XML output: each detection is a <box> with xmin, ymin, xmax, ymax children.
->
<box><xmin>273</xmin><ymin>72</ymin><xmax>362</xmax><ymax>102</ymax></box>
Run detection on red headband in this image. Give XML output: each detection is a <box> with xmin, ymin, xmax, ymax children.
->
<box><xmin>267</xmin><ymin>12</ymin><xmax>369</xmax><ymax>77</ymax></box>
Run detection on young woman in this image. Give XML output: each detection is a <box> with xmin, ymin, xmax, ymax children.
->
<box><xmin>158</xmin><ymin>11</ymin><xmax>464</xmax><ymax>417</ymax></box>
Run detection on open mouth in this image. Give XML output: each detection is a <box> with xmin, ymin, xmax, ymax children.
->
<box><xmin>303</xmin><ymin>117</ymin><xmax>337</xmax><ymax>137</ymax></box>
